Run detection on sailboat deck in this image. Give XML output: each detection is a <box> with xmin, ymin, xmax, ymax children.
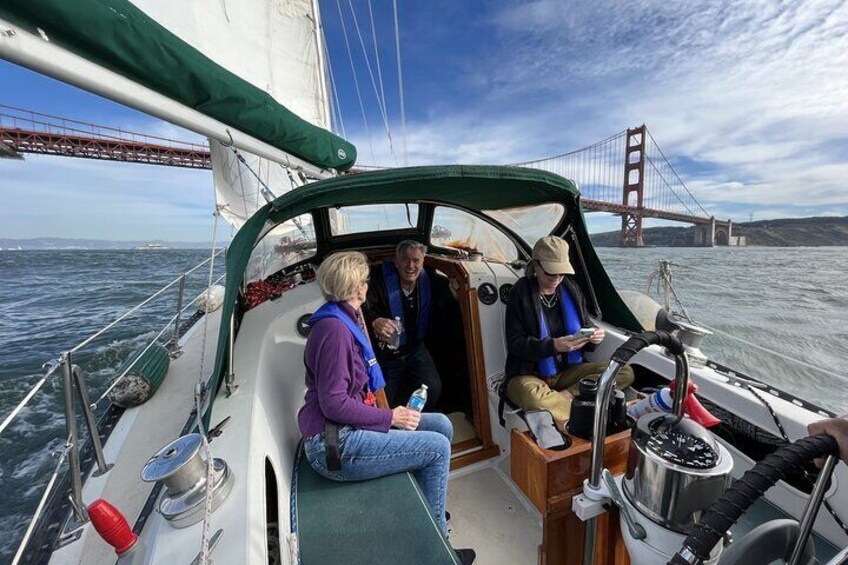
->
<box><xmin>446</xmin><ymin>463</ymin><xmax>542</xmax><ymax>564</ymax></box>
<box><xmin>49</xmin><ymin>310</ymin><xmax>221</xmax><ymax>565</ymax></box>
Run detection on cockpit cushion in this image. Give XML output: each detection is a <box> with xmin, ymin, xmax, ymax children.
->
<box><xmin>293</xmin><ymin>447</ymin><xmax>460</xmax><ymax>564</ymax></box>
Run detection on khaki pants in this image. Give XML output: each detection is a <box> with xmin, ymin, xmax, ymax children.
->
<box><xmin>506</xmin><ymin>361</ymin><xmax>635</xmax><ymax>424</ymax></box>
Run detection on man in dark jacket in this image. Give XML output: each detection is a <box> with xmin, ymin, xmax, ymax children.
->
<box><xmin>363</xmin><ymin>240</ymin><xmax>455</xmax><ymax>409</ymax></box>
<box><xmin>504</xmin><ymin>236</ymin><xmax>634</xmax><ymax>428</ymax></box>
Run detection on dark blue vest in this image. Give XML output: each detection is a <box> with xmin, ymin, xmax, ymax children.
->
<box><xmin>537</xmin><ymin>285</ymin><xmax>583</xmax><ymax>378</ymax></box>
<box><xmin>382</xmin><ymin>260</ymin><xmax>431</xmax><ymax>347</ymax></box>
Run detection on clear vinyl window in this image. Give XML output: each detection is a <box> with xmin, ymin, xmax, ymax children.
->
<box><xmin>430</xmin><ymin>206</ymin><xmax>518</xmax><ymax>262</ymax></box>
<box><xmin>245</xmin><ymin>214</ymin><xmax>317</xmax><ymax>283</ymax></box>
<box><xmin>330</xmin><ymin>204</ymin><xmax>419</xmax><ymax>236</ymax></box>
<box><xmin>483</xmin><ymin>203</ymin><xmax>566</xmax><ymax>247</ymax></box>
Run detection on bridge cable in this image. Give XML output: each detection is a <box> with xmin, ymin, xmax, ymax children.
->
<box><xmin>511</xmin><ymin>130</ymin><xmax>627</xmax><ymax>167</ymax></box>
<box><xmin>644</xmin><ymin>153</ymin><xmax>697</xmax><ymax>216</ymax></box>
<box><xmin>646</xmin><ymin>128</ymin><xmax>709</xmax><ymax>216</ymax></box>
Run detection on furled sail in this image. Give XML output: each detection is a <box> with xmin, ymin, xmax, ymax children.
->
<box><xmin>139</xmin><ymin>0</ymin><xmax>340</xmax><ymax>227</ymax></box>
<box><xmin>0</xmin><ymin>0</ymin><xmax>356</xmax><ymax>226</ymax></box>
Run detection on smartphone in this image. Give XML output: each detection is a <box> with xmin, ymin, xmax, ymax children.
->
<box><xmin>571</xmin><ymin>327</ymin><xmax>595</xmax><ymax>339</ymax></box>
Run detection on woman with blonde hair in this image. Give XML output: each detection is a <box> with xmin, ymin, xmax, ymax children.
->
<box><xmin>297</xmin><ymin>251</ymin><xmax>475</xmax><ymax>564</ymax></box>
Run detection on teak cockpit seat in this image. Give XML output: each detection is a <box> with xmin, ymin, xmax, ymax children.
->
<box><xmin>293</xmin><ymin>449</ymin><xmax>460</xmax><ymax>564</ymax></box>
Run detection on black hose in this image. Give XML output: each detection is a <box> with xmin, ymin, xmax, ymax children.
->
<box><xmin>611</xmin><ymin>330</ymin><xmax>684</xmax><ymax>365</ymax></box>
<box><xmin>668</xmin><ymin>434</ymin><xmax>838</xmax><ymax>564</ymax></box>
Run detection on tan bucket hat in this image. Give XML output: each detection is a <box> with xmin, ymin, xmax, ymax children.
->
<box><xmin>532</xmin><ymin>236</ymin><xmax>575</xmax><ymax>275</ymax></box>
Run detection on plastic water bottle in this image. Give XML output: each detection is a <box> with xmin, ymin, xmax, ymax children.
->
<box><xmin>407</xmin><ymin>384</ymin><xmax>428</xmax><ymax>413</ymax></box>
<box><xmin>387</xmin><ymin>316</ymin><xmax>403</xmax><ymax>350</ymax></box>
<box><xmin>627</xmin><ymin>387</ymin><xmax>673</xmax><ymax>420</ymax></box>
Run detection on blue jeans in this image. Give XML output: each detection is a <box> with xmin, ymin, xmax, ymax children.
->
<box><xmin>304</xmin><ymin>413</ymin><xmax>453</xmax><ymax>533</ymax></box>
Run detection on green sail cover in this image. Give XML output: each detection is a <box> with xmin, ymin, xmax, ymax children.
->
<box><xmin>0</xmin><ymin>0</ymin><xmax>357</xmax><ymax>171</ymax></box>
<box><xmin>204</xmin><ymin>165</ymin><xmax>642</xmax><ymax>426</ymax></box>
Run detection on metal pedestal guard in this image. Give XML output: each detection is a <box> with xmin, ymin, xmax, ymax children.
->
<box><xmin>60</xmin><ymin>352</ymin><xmax>113</xmax><ymax>524</ymax></box>
<box><xmin>580</xmin><ymin>331</ymin><xmax>688</xmax><ymax>564</ymax></box>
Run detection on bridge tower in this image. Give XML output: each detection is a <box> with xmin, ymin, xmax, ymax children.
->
<box><xmin>620</xmin><ymin>125</ymin><xmax>646</xmax><ymax>246</ymax></box>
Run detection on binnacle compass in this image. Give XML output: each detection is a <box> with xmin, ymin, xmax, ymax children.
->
<box><xmin>646</xmin><ymin>428</ymin><xmax>719</xmax><ymax>469</ymax></box>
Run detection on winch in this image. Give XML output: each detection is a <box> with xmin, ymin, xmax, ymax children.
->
<box><xmin>140</xmin><ymin>433</ymin><xmax>234</xmax><ymax>528</ymax></box>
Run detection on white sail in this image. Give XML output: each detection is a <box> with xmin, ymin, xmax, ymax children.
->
<box><xmin>134</xmin><ymin>0</ymin><xmax>330</xmax><ymax>128</ymax></box>
<box><xmin>133</xmin><ymin>0</ymin><xmax>333</xmax><ymax>227</ymax></box>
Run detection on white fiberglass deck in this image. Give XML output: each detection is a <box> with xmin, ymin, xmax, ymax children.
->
<box><xmin>447</xmin><ymin>464</ymin><xmax>541</xmax><ymax>564</ymax></box>
<box><xmin>49</xmin><ymin>310</ymin><xmax>221</xmax><ymax>565</ymax></box>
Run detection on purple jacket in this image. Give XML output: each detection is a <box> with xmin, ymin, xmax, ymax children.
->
<box><xmin>297</xmin><ymin>302</ymin><xmax>393</xmax><ymax>438</ymax></box>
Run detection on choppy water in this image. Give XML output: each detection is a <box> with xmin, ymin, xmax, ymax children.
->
<box><xmin>0</xmin><ymin>246</ymin><xmax>846</xmax><ymax>561</ymax></box>
<box><xmin>0</xmin><ymin>250</ymin><xmax>225</xmax><ymax>563</ymax></box>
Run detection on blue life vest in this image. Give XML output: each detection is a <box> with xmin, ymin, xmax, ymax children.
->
<box><xmin>382</xmin><ymin>260</ymin><xmax>430</xmax><ymax>347</ymax></box>
<box><xmin>537</xmin><ymin>285</ymin><xmax>583</xmax><ymax>378</ymax></box>
<box><xmin>308</xmin><ymin>302</ymin><xmax>386</xmax><ymax>392</ymax></box>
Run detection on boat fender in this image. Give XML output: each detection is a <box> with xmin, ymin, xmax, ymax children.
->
<box><xmin>107</xmin><ymin>344</ymin><xmax>170</xmax><ymax>408</ymax></box>
<box><xmin>88</xmin><ymin>499</ymin><xmax>141</xmax><ymax>558</ymax></box>
<box><xmin>195</xmin><ymin>284</ymin><xmax>225</xmax><ymax>313</ymax></box>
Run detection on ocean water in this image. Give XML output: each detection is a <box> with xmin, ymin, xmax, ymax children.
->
<box><xmin>0</xmin><ymin>246</ymin><xmax>846</xmax><ymax>561</ymax></box>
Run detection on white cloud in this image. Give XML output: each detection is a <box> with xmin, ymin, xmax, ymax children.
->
<box><xmin>0</xmin><ymin>154</ymin><xmax>215</xmax><ymax>241</ymax></box>
<box><xmin>348</xmin><ymin>0</ymin><xmax>848</xmax><ymax>223</ymax></box>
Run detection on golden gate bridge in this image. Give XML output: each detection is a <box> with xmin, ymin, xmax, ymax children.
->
<box><xmin>0</xmin><ymin>105</ymin><xmax>731</xmax><ymax>246</ymax></box>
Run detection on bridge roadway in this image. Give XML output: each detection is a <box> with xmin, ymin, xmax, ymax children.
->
<box><xmin>0</xmin><ymin>125</ymin><xmax>210</xmax><ymax>169</ymax></box>
<box><xmin>583</xmin><ymin>199</ymin><xmax>712</xmax><ymax>225</ymax></box>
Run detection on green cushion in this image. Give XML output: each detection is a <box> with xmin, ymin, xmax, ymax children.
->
<box><xmin>295</xmin><ymin>452</ymin><xmax>459</xmax><ymax>564</ymax></box>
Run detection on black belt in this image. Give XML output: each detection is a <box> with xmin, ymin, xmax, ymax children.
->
<box><xmin>324</xmin><ymin>421</ymin><xmax>342</xmax><ymax>471</ymax></box>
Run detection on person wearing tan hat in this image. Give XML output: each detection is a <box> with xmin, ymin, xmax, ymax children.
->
<box><xmin>501</xmin><ymin>236</ymin><xmax>634</xmax><ymax>429</ymax></box>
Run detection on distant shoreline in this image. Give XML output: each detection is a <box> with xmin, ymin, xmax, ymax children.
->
<box><xmin>0</xmin><ymin>238</ymin><xmax>225</xmax><ymax>251</ymax></box>
<box><xmin>591</xmin><ymin>215</ymin><xmax>848</xmax><ymax>247</ymax></box>
<box><xmin>4</xmin><ymin>215</ymin><xmax>847</xmax><ymax>249</ymax></box>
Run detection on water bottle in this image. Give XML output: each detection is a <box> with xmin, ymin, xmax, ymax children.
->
<box><xmin>627</xmin><ymin>387</ymin><xmax>673</xmax><ymax>420</ymax></box>
<box><xmin>387</xmin><ymin>316</ymin><xmax>403</xmax><ymax>350</ymax></box>
<box><xmin>407</xmin><ymin>384</ymin><xmax>428</xmax><ymax>413</ymax></box>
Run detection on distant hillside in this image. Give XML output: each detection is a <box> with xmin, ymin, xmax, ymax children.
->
<box><xmin>591</xmin><ymin>216</ymin><xmax>848</xmax><ymax>247</ymax></box>
<box><xmin>0</xmin><ymin>237</ymin><xmax>219</xmax><ymax>250</ymax></box>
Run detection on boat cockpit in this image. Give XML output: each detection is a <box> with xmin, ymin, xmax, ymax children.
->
<box><xmin>202</xmin><ymin>166</ymin><xmax>845</xmax><ymax>564</ymax></box>
<box><xmin>37</xmin><ymin>167</ymin><xmax>845</xmax><ymax>565</ymax></box>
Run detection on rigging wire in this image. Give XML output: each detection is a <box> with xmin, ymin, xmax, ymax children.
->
<box><xmin>321</xmin><ymin>27</ymin><xmax>347</xmax><ymax>139</ymax></box>
<box><xmin>697</xmin><ymin>322</ymin><xmax>847</xmax><ymax>382</ymax></box>
<box><xmin>367</xmin><ymin>0</ymin><xmax>390</xmax><ymax>146</ymax></box>
<box><xmin>392</xmin><ymin>0</ymin><xmax>408</xmax><ymax>166</ymax></box>
<box><xmin>195</xmin><ymin>196</ymin><xmax>223</xmax><ymax>565</ymax></box>
<box><xmin>11</xmin><ymin>440</ymin><xmax>69</xmax><ymax>565</ymax></box>
<box><xmin>347</xmin><ymin>0</ymin><xmax>397</xmax><ymax>165</ymax></box>
<box><xmin>648</xmin><ymin>261</ymin><xmax>847</xmax><ymax>382</ymax></box>
<box><xmin>335</xmin><ymin>0</ymin><xmax>376</xmax><ymax>165</ymax></box>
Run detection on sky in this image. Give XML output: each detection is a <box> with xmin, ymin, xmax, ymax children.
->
<box><xmin>1</xmin><ymin>0</ymin><xmax>847</xmax><ymax>241</ymax></box>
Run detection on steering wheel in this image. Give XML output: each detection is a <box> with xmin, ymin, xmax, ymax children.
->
<box><xmin>667</xmin><ymin>434</ymin><xmax>839</xmax><ymax>565</ymax></box>
<box><xmin>718</xmin><ymin>519</ymin><xmax>814</xmax><ymax>565</ymax></box>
